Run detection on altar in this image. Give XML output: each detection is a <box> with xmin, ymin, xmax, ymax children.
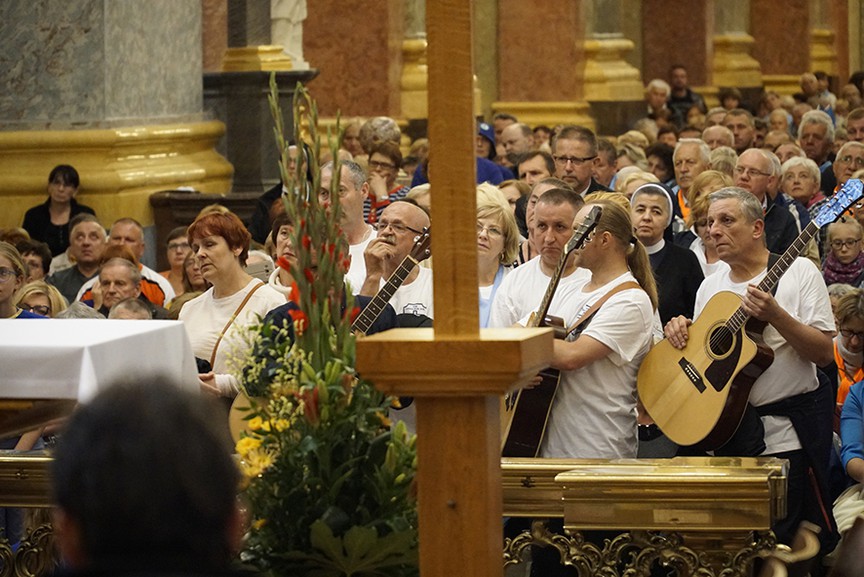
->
<box><xmin>0</xmin><ymin>319</ymin><xmax>198</xmax><ymax>437</ymax></box>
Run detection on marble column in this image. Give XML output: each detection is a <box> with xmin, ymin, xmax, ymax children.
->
<box><xmin>642</xmin><ymin>0</ymin><xmax>714</xmax><ymax>105</ymax></box>
<box><xmin>0</xmin><ymin>0</ymin><xmax>232</xmax><ymax>251</ymax></box>
<box><xmin>495</xmin><ymin>1</ymin><xmax>594</xmax><ymax>131</ymax></box>
<box><xmin>809</xmin><ymin>0</ymin><xmax>837</xmax><ymax>76</ymax></box>
<box><xmin>582</xmin><ymin>0</ymin><xmax>644</xmax><ymax>134</ymax></box>
<box><xmin>751</xmin><ymin>0</ymin><xmax>809</xmax><ymax>96</ymax></box>
<box><xmin>712</xmin><ymin>0</ymin><xmax>762</xmax><ymax>106</ymax></box>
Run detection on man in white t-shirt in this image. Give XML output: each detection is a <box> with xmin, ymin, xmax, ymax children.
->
<box><xmin>360</xmin><ymin>200</ymin><xmax>433</xmax><ymax>319</ymax></box>
<box><xmin>319</xmin><ymin>160</ymin><xmax>376</xmax><ymax>294</ymax></box>
<box><xmin>490</xmin><ymin>189</ymin><xmax>587</xmax><ymax>328</ymax></box>
<box><xmin>664</xmin><ymin>186</ymin><xmax>837</xmax><ymax>548</ymax></box>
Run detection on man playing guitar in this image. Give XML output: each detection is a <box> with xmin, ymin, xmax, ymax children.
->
<box><xmin>663</xmin><ymin>187</ymin><xmax>837</xmax><ymax>548</ymax></box>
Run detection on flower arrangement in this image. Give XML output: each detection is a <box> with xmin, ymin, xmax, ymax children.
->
<box><xmin>235</xmin><ymin>78</ymin><xmax>418</xmax><ymax>577</ymax></box>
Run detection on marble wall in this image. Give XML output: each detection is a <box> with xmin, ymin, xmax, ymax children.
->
<box><xmin>0</xmin><ymin>0</ymin><xmax>201</xmax><ymax>127</ymax></box>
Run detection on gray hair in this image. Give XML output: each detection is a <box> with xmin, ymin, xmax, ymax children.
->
<box><xmin>646</xmin><ymin>78</ymin><xmax>671</xmax><ymax>96</ymax></box>
<box><xmin>321</xmin><ymin>159</ymin><xmax>367</xmax><ymax>191</ymax></box>
<box><xmin>100</xmin><ymin>258</ymin><xmax>142</xmax><ymax>286</ymax></box>
<box><xmin>708</xmin><ymin>187</ymin><xmax>764</xmax><ymax>224</ymax></box>
<box><xmin>108</xmin><ymin>298</ymin><xmax>152</xmax><ymax>320</ymax></box>
<box><xmin>359</xmin><ymin>116</ymin><xmax>401</xmax><ymax>153</ymax></box>
<box><xmin>836</xmin><ymin>140</ymin><xmax>864</xmax><ymax>161</ymax></box>
<box><xmin>798</xmin><ymin>109</ymin><xmax>835</xmax><ymax>143</ymax></box>
<box><xmin>780</xmin><ymin>156</ymin><xmax>821</xmax><ymax>184</ymax></box>
<box><xmin>56</xmin><ymin>302</ymin><xmax>106</xmax><ymax>319</ymax></box>
<box><xmin>674</xmin><ymin>138</ymin><xmax>711</xmax><ymax>165</ymax></box>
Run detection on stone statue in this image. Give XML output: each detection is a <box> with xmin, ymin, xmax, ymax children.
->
<box><xmin>271</xmin><ymin>0</ymin><xmax>309</xmax><ymax>70</ymax></box>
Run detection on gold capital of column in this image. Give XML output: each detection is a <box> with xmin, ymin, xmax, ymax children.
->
<box><xmin>712</xmin><ymin>34</ymin><xmax>762</xmax><ymax>87</ymax></box>
<box><xmin>810</xmin><ymin>29</ymin><xmax>837</xmax><ymax>75</ymax></box>
<box><xmin>401</xmin><ymin>37</ymin><xmax>428</xmax><ymax>119</ymax></box>
<box><xmin>221</xmin><ymin>45</ymin><xmax>294</xmax><ymax>72</ymax></box>
<box><xmin>581</xmin><ymin>37</ymin><xmax>643</xmax><ymax>102</ymax></box>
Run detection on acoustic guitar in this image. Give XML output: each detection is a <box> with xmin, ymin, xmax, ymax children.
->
<box><xmin>637</xmin><ymin>179</ymin><xmax>864</xmax><ymax>449</ymax></box>
<box><xmin>501</xmin><ymin>205</ymin><xmax>602</xmax><ymax>457</ymax></box>
<box><xmin>352</xmin><ymin>227</ymin><xmax>431</xmax><ymax>335</ymax></box>
<box><xmin>230</xmin><ymin>228</ymin><xmax>432</xmax><ymax>442</ymax></box>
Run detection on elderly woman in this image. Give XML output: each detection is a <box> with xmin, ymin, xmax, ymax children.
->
<box><xmin>179</xmin><ymin>211</ymin><xmax>284</xmax><ymax>398</ymax></box>
<box><xmin>267</xmin><ymin>212</ymin><xmax>296</xmax><ymax>300</ymax></box>
<box><xmin>21</xmin><ymin>165</ymin><xmax>96</xmax><ymax>257</ymax></box>
<box><xmin>823</xmin><ymin>218</ymin><xmax>864</xmax><ymax>286</ymax></box>
<box><xmin>782</xmin><ymin>157</ymin><xmax>825</xmax><ymax>219</ymax></box>
<box><xmin>0</xmin><ymin>242</ymin><xmax>46</xmax><ymax>319</ymax></box>
<box><xmin>476</xmin><ymin>184</ymin><xmax>519</xmax><ymax>328</ymax></box>
<box><xmin>14</xmin><ymin>280</ymin><xmax>68</xmax><ymax>318</ymax></box>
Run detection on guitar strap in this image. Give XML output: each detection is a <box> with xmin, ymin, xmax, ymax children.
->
<box><xmin>563</xmin><ymin>281</ymin><xmax>641</xmax><ymax>339</ymax></box>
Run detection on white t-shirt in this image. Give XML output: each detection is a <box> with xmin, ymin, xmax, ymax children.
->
<box><xmin>523</xmin><ymin>271</ymin><xmax>654</xmax><ymax>459</ymax></box>
<box><xmin>179</xmin><ymin>279</ymin><xmax>285</xmax><ymax>396</ymax></box>
<box><xmin>387</xmin><ymin>266</ymin><xmax>434</xmax><ymax>318</ymax></box>
<box><xmin>693</xmin><ymin>257</ymin><xmax>835</xmax><ymax>454</ymax></box>
<box><xmin>345</xmin><ymin>225</ymin><xmax>376</xmax><ymax>295</ymax></box>
<box><xmin>488</xmin><ymin>256</ymin><xmax>589</xmax><ymax>328</ymax></box>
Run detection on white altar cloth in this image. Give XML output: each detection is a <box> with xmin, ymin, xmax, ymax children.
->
<box><xmin>0</xmin><ymin>319</ymin><xmax>198</xmax><ymax>402</ymax></box>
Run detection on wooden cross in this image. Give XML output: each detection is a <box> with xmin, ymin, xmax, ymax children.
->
<box><xmin>355</xmin><ymin>1</ymin><xmax>553</xmax><ymax>576</ymax></box>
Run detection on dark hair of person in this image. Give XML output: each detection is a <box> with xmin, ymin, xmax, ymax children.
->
<box><xmin>15</xmin><ymin>239</ymin><xmax>52</xmax><ymax>275</ymax></box>
<box><xmin>49</xmin><ymin>165</ymin><xmax>80</xmax><ymax>188</ymax></box>
<box><xmin>270</xmin><ymin>211</ymin><xmax>295</xmax><ymax>246</ymax></box>
<box><xmin>51</xmin><ymin>381</ymin><xmax>239</xmax><ymax>571</ymax></box>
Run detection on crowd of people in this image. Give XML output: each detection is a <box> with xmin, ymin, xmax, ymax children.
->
<box><xmin>6</xmin><ymin>64</ymin><xmax>864</xmax><ymax>568</ymax></box>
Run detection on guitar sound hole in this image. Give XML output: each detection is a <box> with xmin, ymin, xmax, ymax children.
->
<box><xmin>708</xmin><ymin>326</ymin><xmax>735</xmax><ymax>357</ymax></box>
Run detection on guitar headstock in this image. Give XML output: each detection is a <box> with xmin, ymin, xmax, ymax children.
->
<box><xmin>410</xmin><ymin>227</ymin><xmax>432</xmax><ymax>262</ymax></box>
<box><xmin>814</xmin><ymin>178</ymin><xmax>864</xmax><ymax>228</ymax></box>
<box><xmin>564</xmin><ymin>205</ymin><xmax>602</xmax><ymax>257</ymax></box>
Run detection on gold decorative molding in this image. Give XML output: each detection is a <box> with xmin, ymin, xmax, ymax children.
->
<box><xmin>810</xmin><ymin>29</ymin><xmax>837</xmax><ymax>75</ymax></box>
<box><xmin>762</xmin><ymin>75</ymin><xmax>803</xmax><ymax>97</ymax></box>
<box><xmin>0</xmin><ymin>121</ymin><xmax>233</xmax><ymax>229</ymax></box>
<box><xmin>491</xmin><ymin>102</ymin><xmax>595</xmax><ymax>131</ymax></box>
<box><xmin>221</xmin><ymin>45</ymin><xmax>294</xmax><ymax>72</ymax></box>
<box><xmin>581</xmin><ymin>37</ymin><xmax>644</xmax><ymax>102</ymax></box>
<box><xmin>401</xmin><ymin>38</ymin><xmax>429</xmax><ymax>120</ymax></box>
<box><xmin>712</xmin><ymin>33</ymin><xmax>763</xmax><ymax>88</ymax></box>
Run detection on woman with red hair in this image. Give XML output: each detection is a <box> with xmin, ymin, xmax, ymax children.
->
<box><xmin>179</xmin><ymin>211</ymin><xmax>284</xmax><ymax>398</ymax></box>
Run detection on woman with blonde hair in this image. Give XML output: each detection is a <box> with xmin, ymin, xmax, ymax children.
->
<box><xmin>0</xmin><ymin>242</ymin><xmax>45</xmax><ymax>319</ymax></box>
<box><xmin>537</xmin><ymin>199</ymin><xmax>657</xmax><ymax>460</ymax></box>
<box><xmin>476</xmin><ymin>184</ymin><xmax>519</xmax><ymax>327</ymax></box>
<box><xmin>14</xmin><ymin>280</ymin><xmax>68</xmax><ymax>317</ymax></box>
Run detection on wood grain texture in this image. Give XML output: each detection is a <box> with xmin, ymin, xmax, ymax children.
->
<box><xmin>427</xmin><ymin>0</ymin><xmax>479</xmax><ymax>338</ymax></box>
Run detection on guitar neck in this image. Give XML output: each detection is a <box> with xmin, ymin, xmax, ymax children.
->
<box><xmin>352</xmin><ymin>255</ymin><xmax>418</xmax><ymax>334</ymax></box>
<box><xmin>728</xmin><ymin>219</ymin><xmax>818</xmax><ymax>331</ymax></box>
<box><xmin>531</xmin><ymin>256</ymin><xmax>568</xmax><ymax>328</ymax></box>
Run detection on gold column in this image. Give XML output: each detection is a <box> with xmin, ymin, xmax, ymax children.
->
<box><xmin>580</xmin><ymin>0</ymin><xmax>643</xmax><ymax>102</ymax></box>
<box><xmin>712</xmin><ymin>0</ymin><xmax>762</xmax><ymax>88</ymax></box>
<box><xmin>809</xmin><ymin>0</ymin><xmax>837</xmax><ymax>74</ymax></box>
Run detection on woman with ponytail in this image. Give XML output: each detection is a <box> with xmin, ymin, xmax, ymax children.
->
<box><xmin>539</xmin><ymin>197</ymin><xmax>656</xmax><ymax>460</ymax></box>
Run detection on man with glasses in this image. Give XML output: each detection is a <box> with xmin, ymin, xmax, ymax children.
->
<box><xmin>734</xmin><ymin>148</ymin><xmax>799</xmax><ymax>254</ymax></box>
<box><xmin>550</xmin><ymin>125</ymin><xmax>609</xmax><ymax>197</ymax></box>
<box><xmin>360</xmin><ymin>199</ymin><xmax>433</xmax><ymax>318</ymax></box>
<box><xmin>320</xmin><ymin>160</ymin><xmax>376</xmax><ymax>295</ymax></box>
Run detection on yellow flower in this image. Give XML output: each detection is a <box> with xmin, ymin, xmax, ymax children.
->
<box><xmin>375</xmin><ymin>411</ymin><xmax>391</xmax><ymax>428</ymax></box>
<box><xmin>274</xmin><ymin>419</ymin><xmax>290</xmax><ymax>432</ymax></box>
<box><xmin>235</xmin><ymin>435</ymin><xmax>262</xmax><ymax>457</ymax></box>
<box><xmin>252</xmin><ymin>518</ymin><xmax>267</xmax><ymax>530</ymax></box>
<box><xmin>248</xmin><ymin>416</ymin><xmax>264</xmax><ymax>431</ymax></box>
<box><xmin>239</xmin><ymin>448</ymin><xmax>275</xmax><ymax>478</ymax></box>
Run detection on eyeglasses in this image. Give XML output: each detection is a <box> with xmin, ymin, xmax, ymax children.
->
<box><xmin>20</xmin><ymin>303</ymin><xmax>50</xmax><ymax>316</ymax></box>
<box><xmin>476</xmin><ymin>222</ymin><xmax>503</xmax><ymax>238</ymax></box>
<box><xmin>840</xmin><ymin>328</ymin><xmax>864</xmax><ymax>341</ymax></box>
<box><xmin>734</xmin><ymin>166</ymin><xmax>772</xmax><ymax>178</ymax></box>
<box><xmin>375</xmin><ymin>221</ymin><xmax>424</xmax><ymax>235</ymax></box>
<box><xmin>838</xmin><ymin>155</ymin><xmax>864</xmax><ymax>168</ymax></box>
<box><xmin>368</xmin><ymin>160</ymin><xmax>396</xmax><ymax>171</ymax></box>
<box><xmin>168</xmin><ymin>241</ymin><xmax>190</xmax><ymax>251</ymax></box>
<box><xmin>0</xmin><ymin>268</ymin><xmax>18</xmax><ymax>283</ymax></box>
<box><xmin>831</xmin><ymin>238</ymin><xmax>862</xmax><ymax>249</ymax></box>
<box><xmin>553</xmin><ymin>155</ymin><xmax>596</xmax><ymax>167</ymax></box>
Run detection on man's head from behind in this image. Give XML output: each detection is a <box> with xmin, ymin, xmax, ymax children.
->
<box><xmin>52</xmin><ymin>381</ymin><xmax>240</xmax><ymax>571</ymax></box>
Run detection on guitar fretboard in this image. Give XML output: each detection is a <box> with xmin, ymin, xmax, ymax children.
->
<box><xmin>352</xmin><ymin>256</ymin><xmax>419</xmax><ymax>335</ymax></box>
